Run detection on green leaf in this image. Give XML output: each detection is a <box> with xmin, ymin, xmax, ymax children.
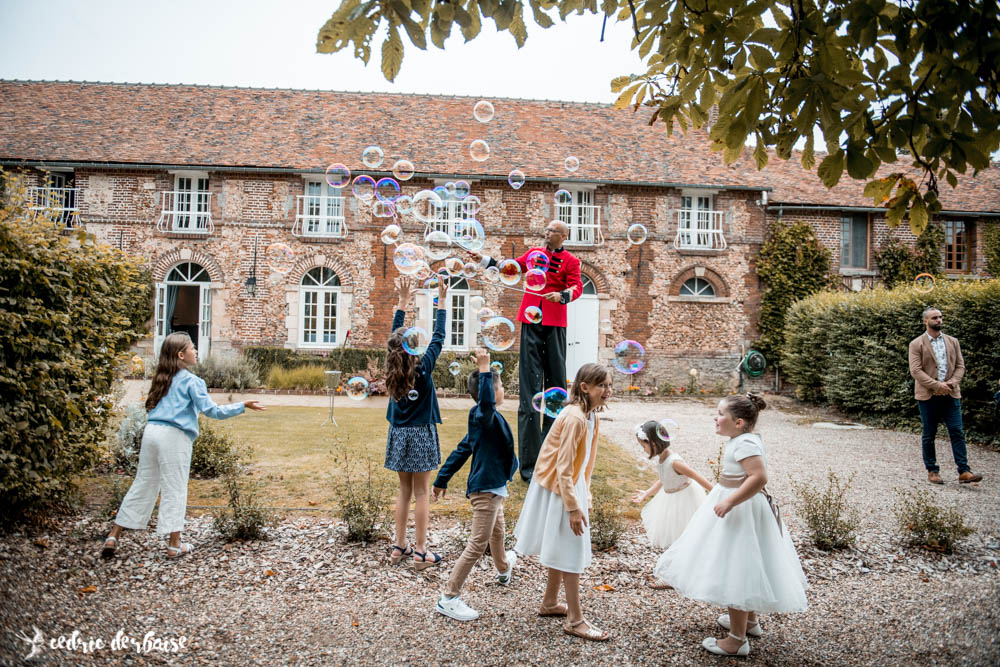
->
<box><xmin>509</xmin><ymin>5</ymin><xmax>527</xmax><ymax>47</ymax></box>
<box><xmin>531</xmin><ymin>2</ymin><xmax>554</xmax><ymax>28</ymax></box>
<box><xmin>908</xmin><ymin>198</ymin><xmax>929</xmax><ymax>236</ymax></box>
<box><xmin>610</xmin><ymin>75</ymin><xmax>632</xmax><ymax>93</ymax></box>
<box><xmin>613</xmin><ymin>83</ymin><xmax>641</xmax><ymax>110</ymax></box>
<box><xmin>885</xmin><ymin>201</ymin><xmax>905</xmax><ymax>228</ymax></box>
<box><xmin>846</xmin><ymin>144</ymin><xmax>874</xmax><ymax>180</ymax></box>
<box><xmin>801</xmin><ymin>135</ymin><xmax>816</xmax><ymax>170</ymax></box>
<box><xmin>753</xmin><ymin>141</ymin><xmax>768</xmax><ymax>170</ymax></box>
<box><xmin>817</xmin><ymin>150</ymin><xmax>845</xmax><ymax>188</ymax></box>
<box><xmin>381</xmin><ymin>24</ymin><xmax>404</xmax><ymax>81</ymax></box>
<box><xmin>461</xmin><ymin>0</ymin><xmax>482</xmax><ymax>41</ymax></box>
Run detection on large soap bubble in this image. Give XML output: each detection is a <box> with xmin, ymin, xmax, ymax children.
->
<box><xmin>477</xmin><ymin>306</ymin><xmax>496</xmax><ymax>326</ymax></box>
<box><xmin>612</xmin><ymin>339</ymin><xmax>646</xmax><ymax>374</ymax></box>
<box><xmin>469</xmin><ymin>295</ymin><xmax>485</xmax><ymax>312</ymax></box>
<box><xmin>524</xmin><ymin>305</ymin><xmax>542</xmax><ymax>324</ymax></box>
<box><xmin>454</xmin><ymin>180</ymin><xmax>471</xmax><ymax>199</ymax></box>
<box><xmin>345</xmin><ymin>376</ymin><xmax>370</xmax><ymax>401</ymax></box>
<box><xmin>462</xmin><ymin>195</ymin><xmax>482</xmax><ymax>216</ymax></box>
<box><xmin>394</xmin><ymin>195</ymin><xmax>413</xmax><ymax>215</ymax></box>
<box><xmin>454</xmin><ymin>219</ymin><xmax>485</xmax><ymax>252</ymax></box>
<box><xmin>490</xmin><ymin>361</ymin><xmax>503</xmax><ymax>375</ymax></box>
<box><xmin>423</xmin><ymin>229</ymin><xmax>452</xmax><ymax>261</ymax></box>
<box><xmin>412</xmin><ymin>189</ymin><xmax>444</xmax><ymax>223</ymax></box>
<box><xmin>532</xmin><ymin>387</ymin><xmax>568</xmax><ymax>418</ymax></box>
<box><xmin>469</xmin><ymin>139</ymin><xmax>490</xmax><ymax>162</ymax></box>
<box><xmin>376</xmin><ymin>177</ymin><xmax>401</xmax><ymax>202</ymax></box>
<box><xmin>525</xmin><ymin>249</ymin><xmax>549</xmax><ymax>271</ymax></box>
<box><xmin>508</xmin><ymin>169</ymin><xmax>526</xmax><ymax>190</ymax></box>
<box><xmin>498</xmin><ymin>259</ymin><xmax>521</xmax><ymax>286</ymax></box>
<box><xmin>913</xmin><ymin>273</ymin><xmax>935</xmax><ymax>293</ymax></box>
<box><xmin>393</xmin><ymin>243</ymin><xmax>425</xmax><ymax>275</ymax></box>
<box><xmin>473</xmin><ymin>100</ymin><xmax>495</xmax><ymax>123</ymax></box>
<box><xmin>524</xmin><ymin>268</ymin><xmax>547</xmax><ymax>292</ymax></box>
<box><xmin>462</xmin><ymin>261</ymin><xmax>479</xmax><ymax>279</ymax></box>
<box><xmin>555</xmin><ymin>189</ymin><xmax>572</xmax><ymax>205</ymax></box>
<box><xmin>407</xmin><ymin>389</ymin><xmax>419</xmax><ymax>401</ymax></box>
<box><xmin>564</xmin><ymin>155</ymin><xmax>580</xmax><ymax>172</ymax></box>
<box><xmin>449</xmin><ymin>361</ymin><xmax>461</xmax><ymax>376</ymax></box>
<box><xmin>655</xmin><ymin>418</ymin><xmax>679</xmax><ymax>442</ymax></box>
<box><xmin>352</xmin><ymin>175</ymin><xmax>376</xmax><ymax>201</ymax></box>
<box><xmin>267</xmin><ymin>243</ymin><xmax>295</xmax><ymax>275</ymax></box>
<box><xmin>482</xmin><ymin>317</ymin><xmax>516</xmax><ymax>351</ymax></box>
<box><xmin>627</xmin><ymin>223</ymin><xmax>648</xmax><ymax>245</ymax></box>
<box><xmin>325</xmin><ymin>163</ymin><xmax>351</xmax><ymax>188</ymax></box>
<box><xmin>380</xmin><ymin>224</ymin><xmax>401</xmax><ymax>245</ymax></box>
<box><xmin>362</xmin><ymin>145</ymin><xmax>384</xmax><ymax>169</ymax></box>
<box><xmin>444</xmin><ymin>256</ymin><xmax>464</xmax><ymax>276</ymax></box>
<box><xmin>371</xmin><ymin>200</ymin><xmax>395</xmax><ymax>218</ymax></box>
<box><xmin>392</xmin><ymin>159</ymin><xmax>415</xmax><ymax>181</ymax></box>
<box><xmin>484</xmin><ymin>266</ymin><xmax>500</xmax><ymax>282</ymax></box>
<box><xmin>402</xmin><ymin>326</ymin><xmax>429</xmax><ymax>356</ymax></box>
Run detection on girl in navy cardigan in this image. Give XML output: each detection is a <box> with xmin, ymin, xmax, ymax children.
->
<box><xmin>385</xmin><ymin>276</ymin><xmax>448</xmax><ymax>569</ymax></box>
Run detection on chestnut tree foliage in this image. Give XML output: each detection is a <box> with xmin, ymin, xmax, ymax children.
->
<box><xmin>316</xmin><ymin>0</ymin><xmax>1000</xmax><ymax>234</ymax></box>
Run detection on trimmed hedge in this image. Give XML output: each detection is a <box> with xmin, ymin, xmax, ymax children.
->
<box><xmin>783</xmin><ymin>279</ymin><xmax>1000</xmax><ymax>446</ymax></box>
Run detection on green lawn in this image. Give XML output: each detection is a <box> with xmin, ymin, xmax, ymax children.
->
<box><xmin>85</xmin><ymin>407</ymin><xmax>654</xmax><ymax>520</ymax></box>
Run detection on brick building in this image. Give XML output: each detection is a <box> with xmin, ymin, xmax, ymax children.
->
<box><xmin>2</xmin><ymin>80</ymin><xmax>998</xmax><ymax>389</ymax></box>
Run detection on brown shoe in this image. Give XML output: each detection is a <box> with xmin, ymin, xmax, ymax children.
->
<box><xmin>928</xmin><ymin>471</ymin><xmax>944</xmax><ymax>485</ymax></box>
<box><xmin>958</xmin><ymin>472</ymin><xmax>983</xmax><ymax>483</ymax></box>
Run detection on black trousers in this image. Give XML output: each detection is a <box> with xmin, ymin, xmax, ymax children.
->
<box><xmin>517</xmin><ymin>322</ymin><xmax>567</xmax><ymax>481</ymax></box>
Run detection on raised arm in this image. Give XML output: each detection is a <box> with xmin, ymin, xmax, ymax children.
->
<box><xmin>420</xmin><ymin>279</ymin><xmax>449</xmax><ymax>374</ymax></box>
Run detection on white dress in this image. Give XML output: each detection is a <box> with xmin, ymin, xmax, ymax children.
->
<box><xmin>513</xmin><ymin>414</ymin><xmax>594</xmax><ymax>574</ymax></box>
<box><xmin>653</xmin><ymin>433</ymin><xmax>808</xmax><ymax>613</ymax></box>
<box><xmin>640</xmin><ymin>451</ymin><xmax>707</xmax><ymax>550</ymax></box>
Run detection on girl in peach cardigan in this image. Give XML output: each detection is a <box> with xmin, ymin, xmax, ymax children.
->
<box><xmin>513</xmin><ymin>363</ymin><xmax>613</xmax><ymax>642</ymax></box>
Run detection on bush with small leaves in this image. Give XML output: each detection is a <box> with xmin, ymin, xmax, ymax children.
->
<box><xmin>589</xmin><ymin>483</ymin><xmax>626</xmax><ymax>552</ymax></box>
<box><xmin>108</xmin><ymin>403</ymin><xmax>147</xmax><ymax>475</ymax></box>
<box><xmin>334</xmin><ymin>457</ymin><xmax>392</xmax><ymax>543</ymax></box>
<box><xmin>791</xmin><ymin>471</ymin><xmax>860</xmax><ymax>550</ymax></box>
<box><xmin>212</xmin><ymin>473</ymin><xmax>278</xmax><ymax>542</ymax></box>
<box><xmin>190</xmin><ymin>418</ymin><xmax>249</xmax><ymax>479</ymax></box>
<box><xmin>192</xmin><ymin>355</ymin><xmax>260</xmax><ymax>391</ymax></box>
<box><xmin>101</xmin><ymin>474</ymin><xmax>133</xmax><ymax>522</ymax></box>
<box><xmin>893</xmin><ymin>489</ymin><xmax>974</xmax><ymax>554</ymax></box>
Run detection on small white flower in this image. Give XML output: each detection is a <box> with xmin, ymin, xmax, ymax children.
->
<box><xmin>689</xmin><ymin>368</ymin><xmax>698</xmax><ymax>377</ymax></box>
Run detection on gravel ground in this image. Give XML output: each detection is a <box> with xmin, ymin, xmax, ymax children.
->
<box><xmin>2</xmin><ymin>397</ymin><xmax>999</xmax><ymax>665</ymax></box>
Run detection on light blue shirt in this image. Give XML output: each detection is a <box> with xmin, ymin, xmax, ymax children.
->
<box><xmin>482</xmin><ymin>485</ymin><xmax>509</xmax><ymax>498</ymax></box>
<box><xmin>927</xmin><ymin>332</ymin><xmax>947</xmax><ymax>382</ymax></box>
<box><xmin>147</xmin><ymin>369</ymin><xmax>245</xmax><ymax>441</ymax></box>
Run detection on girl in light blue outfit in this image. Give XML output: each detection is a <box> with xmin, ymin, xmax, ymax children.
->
<box><xmin>102</xmin><ymin>332</ymin><xmax>264</xmax><ymax>559</ymax></box>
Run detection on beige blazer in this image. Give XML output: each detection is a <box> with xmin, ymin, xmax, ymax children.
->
<box><xmin>908</xmin><ymin>333</ymin><xmax>965</xmax><ymax>400</ymax></box>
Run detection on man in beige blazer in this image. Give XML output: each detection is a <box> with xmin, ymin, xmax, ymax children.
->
<box><xmin>908</xmin><ymin>307</ymin><xmax>983</xmax><ymax>485</ymax></box>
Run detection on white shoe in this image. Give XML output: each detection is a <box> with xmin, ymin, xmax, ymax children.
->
<box><xmin>496</xmin><ymin>550</ymin><xmax>517</xmax><ymax>585</ymax></box>
<box><xmin>702</xmin><ymin>635</ymin><xmax>750</xmax><ymax>657</ymax></box>
<box><xmin>718</xmin><ymin>613</ymin><xmax>763</xmax><ymax>637</ymax></box>
<box><xmin>436</xmin><ymin>594</ymin><xmax>480</xmax><ymax>622</ymax></box>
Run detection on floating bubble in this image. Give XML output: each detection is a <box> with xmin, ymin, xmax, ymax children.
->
<box><xmin>914</xmin><ymin>273</ymin><xmax>936</xmax><ymax>293</ymax></box>
<box><xmin>470</xmin><ymin>139</ymin><xmax>490</xmax><ymax>162</ymax></box>
<box><xmin>613</xmin><ymin>340</ymin><xmax>646</xmax><ymax>374</ymax></box>
<box><xmin>508</xmin><ymin>169</ymin><xmax>525</xmax><ymax>190</ymax></box>
<box><xmin>392</xmin><ymin>159</ymin><xmax>415</xmax><ymax>181</ymax></box>
<box><xmin>345</xmin><ymin>376</ymin><xmax>370</xmax><ymax>401</ymax></box>
<box><xmin>498</xmin><ymin>259</ymin><xmax>521</xmax><ymax>286</ymax></box>
<box><xmin>432</xmin><ymin>296</ymin><xmax>439</xmax><ymax>308</ymax></box>
<box><xmin>454</xmin><ymin>219</ymin><xmax>485</xmax><ymax>252</ymax></box>
<box><xmin>454</xmin><ymin>181</ymin><xmax>471</xmax><ymax>199</ymax></box>
<box><xmin>627</xmin><ymin>223</ymin><xmax>648</xmax><ymax>245</ymax></box>
<box><xmin>477</xmin><ymin>306</ymin><xmax>496</xmax><ymax>326</ymax></box>
<box><xmin>407</xmin><ymin>389</ymin><xmax>419</xmax><ymax>401</ymax></box>
<box><xmin>482</xmin><ymin>316</ymin><xmax>516</xmax><ymax>351</ymax></box>
<box><xmin>325</xmin><ymin>163</ymin><xmax>351</xmax><ymax>188</ymax></box>
<box><xmin>352</xmin><ymin>175</ymin><xmax>376</xmax><ymax>201</ymax></box>
<box><xmin>402</xmin><ymin>326</ymin><xmax>429</xmax><ymax>356</ymax></box>
<box><xmin>266</xmin><ymin>242</ymin><xmax>295</xmax><ymax>275</ymax></box>
<box><xmin>473</xmin><ymin>100</ymin><xmax>495</xmax><ymax>123</ymax></box>
<box><xmin>564</xmin><ymin>155</ymin><xmax>580</xmax><ymax>172</ymax></box>
<box><xmin>485</xmin><ymin>266</ymin><xmax>500</xmax><ymax>282</ymax></box>
<box><xmin>444</xmin><ymin>182</ymin><xmax>457</xmax><ymax>198</ymax></box>
<box><xmin>449</xmin><ymin>361</ymin><xmax>462</xmax><ymax>376</ymax></box>
<box><xmin>412</xmin><ymin>190</ymin><xmax>444</xmax><ymax>223</ymax></box>
<box><xmin>423</xmin><ymin>229</ymin><xmax>452</xmax><ymax>261</ymax></box>
<box><xmin>490</xmin><ymin>361</ymin><xmax>503</xmax><ymax>375</ymax></box>
<box><xmin>394</xmin><ymin>195</ymin><xmax>413</xmax><ymax>215</ymax></box>
<box><xmin>393</xmin><ymin>242</ymin><xmax>425</xmax><ymax>275</ymax></box>
<box><xmin>422</xmin><ymin>274</ymin><xmax>440</xmax><ymax>291</ymax></box>
<box><xmin>380</xmin><ymin>224</ymin><xmax>402</xmax><ymax>245</ymax></box>
<box><xmin>362</xmin><ymin>145</ymin><xmax>384</xmax><ymax>169</ymax></box>
<box><xmin>371</xmin><ymin>200</ymin><xmax>395</xmax><ymax>218</ymax></box>
<box><xmin>525</xmin><ymin>249</ymin><xmax>549</xmax><ymax>271</ymax></box>
<box><xmin>462</xmin><ymin>261</ymin><xmax>479</xmax><ymax>279</ymax></box>
<box><xmin>444</xmin><ymin>256</ymin><xmax>464</xmax><ymax>276</ymax></box>
<box><xmin>469</xmin><ymin>295</ymin><xmax>485</xmax><ymax>312</ymax></box>
<box><xmin>524</xmin><ymin>268</ymin><xmax>547</xmax><ymax>291</ymax></box>
<box><xmin>433</xmin><ymin>185</ymin><xmax>451</xmax><ymax>202</ymax></box>
<box><xmin>413</xmin><ymin>261</ymin><xmax>433</xmax><ymax>281</ymax></box>
<box><xmin>542</xmin><ymin>387</ymin><xmax>569</xmax><ymax>417</ymax></box>
<box><xmin>655</xmin><ymin>418</ymin><xmax>679</xmax><ymax>442</ymax></box>
<box><xmin>599</xmin><ymin>318</ymin><xmax>613</xmax><ymax>333</ymax></box>
<box><xmin>524</xmin><ymin>305</ymin><xmax>543</xmax><ymax>324</ymax></box>
<box><xmin>555</xmin><ymin>189</ymin><xmax>572</xmax><ymax>205</ymax></box>
<box><xmin>462</xmin><ymin>194</ymin><xmax>482</xmax><ymax>216</ymax></box>
<box><xmin>376</xmin><ymin>177</ymin><xmax>401</xmax><ymax>202</ymax></box>
<box><xmin>531</xmin><ymin>391</ymin><xmax>544</xmax><ymax>413</ymax></box>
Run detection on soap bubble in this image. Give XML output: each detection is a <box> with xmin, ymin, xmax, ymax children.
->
<box><xmin>325</xmin><ymin>163</ymin><xmax>351</xmax><ymax>188</ymax></box>
<box><xmin>627</xmin><ymin>223</ymin><xmax>648</xmax><ymax>245</ymax></box>
<box><xmin>371</xmin><ymin>200</ymin><xmax>395</xmax><ymax>218</ymax></box>
<box><xmin>531</xmin><ymin>391</ymin><xmax>544</xmax><ymax>412</ymax></box>
<box><xmin>413</xmin><ymin>261</ymin><xmax>433</xmax><ymax>281</ymax></box>
<box><xmin>485</xmin><ymin>266</ymin><xmax>500</xmax><ymax>282</ymax></box>
<box><xmin>613</xmin><ymin>340</ymin><xmax>646</xmax><ymax>374</ymax></box>
<box><xmin>395</xmin><ymin>195</ymin><xmax>413</xmax><ymax>215</ymax></box>
<box><xmin>524</xmin><ymin>268</ymin><xmax>547</xmax><ymax>291</ymax></box>
<box><xmin>526</xmin><ymin>249</ymin><xmax>549</xmax><ymax>271</ymax></box>
<box><xmin>380</xmin><ymin>224</ymin><xmax>402</xmax><ymax>245</ymax></box>
<box><xmin>470</xmin><ymin>139</ymin><xmax>490</xmax><ymax>162</ymax></box>
<box><xmin>402</xmin><ymin>326</ymin><xmax>429</xmax><ymax>355</ymax></box>
<box><xmin>533</xmin><ymin>387</ymin><xmax>568</xmax><ymax>417</ymax></box>
<box><xmin>376</xmin><ymin>177</ymin><xmax>401</xmax><ymax>202</ymax></box>
<box><xmin>454</xmin><ymin>219</ymin><xmax>485</xmax><ymax>252</ymax></box>
<box><xmin>352</xmin><ymin>175</ymin><xmax>376</xmax><ymax>201</ymax></box>
<box><xmin>444</xmin><ymin>182</ymin><xmax>457</xmax><ymax>198</ymax></box>
<box><xmin>423</xmin><ymin>230</ymin><xmax>452</xmax><ymax>261</ymax></box>
<box><xmin>914</xmin><ymin>273</ymin><xmax>935</xmax><ymax>293</ymax></box>
<box><xmin>362</xmin><ymin>145</ymin><xmax>384</xmax><ymax>169</ymax></box>
<box><xmin>422</xmin><ymin>274</ymin><xmax>440</xmax><ymax>290</ymax></box>
<box><xmin>490</xmin><ymin>361</ymin><xmax>503</xmax><ymax>375</ymax></box>
<box><xmin>599</xmin><ymin>318</ymin><xmax>613</xmax><ymax>333</ymax></box>
<box><xmin>477</xmin><ymin>306</ymin><xmax>496</xmax><ymax>326</ymax></box>
<box><xmin>454</xmin><ymin>180</ymin><xmax>471</xmax><ymax>199</ymax></box>
<box><xmin>564</xmin><ymin>155</ymin><xmax>580</xmax><ymax>172</ymax></box>
<box><xmin>473</xmin><ymin>100</ymin><xmax>495</xmax><ymax>123</ymax></box>
<box><xmin>449</xmin><ymin>361</ymin><xmax>461</xmax><ymax>376</ymax></box>
<box><xmin>555</xmin><ymin>189</ymin><xmax>572</xmax><ymax>205</ymax></box>
<box><xmin>524</xmin><ymin>305</ymin><xmax>543</xmax><ymax>324</ymax></box>
<box><xmin>393</xmin><ymin>243</ymin><xmax>425</xmax><ymax>275</ymax></box>
<box><xmin>345</xmin><ymin>376</ymin><xmax>370</xmax><ymax>401</ymax></box>
<box><xmin>462</xmin><ymin>195</ymin><xmax>482</xmax><ymax>216</ymax></box>
<box><xmin>392</xmin><ymin>159</ymin><xmax>415</xmax><ymax>181</ymax></box>
<box><xmin>498</xmin><ymin>259</ymin><xmax>521</xmax><ymax>285</ymax></box>
<box><xmin>462</xmin><ymin>261</ymin><xmax>479</xmax><ymax>279</ymax></box>
<box><xmin>655</xmin><ymin>418</ymin><xmax>679</xmax><ymax>442</ymax></box>
<box><xmin>412</xmin><ymin>189</ymin><xmax>444</xmax><ymax>223</ymax></box>
<box><xmin>433</xmin><ymin>185</ymin><xmax>451</xmax><ymax>201</ymax></box>
<box><xmin>407</xmin><ymin>389</ymin><xmax>419</xmax><ymax>401</ymax></box>
<box><xmin>444</xmin><ymin>257</ymin><xmax>464</xmax><ymax>276</ymax></box>
<box><xmin>482</xmin><ymin>316</ymin><xmax>516</xmax><ymax>351</ymax></box>
<box><xmin>508</xmin><ymin>169</ymin><xmax>525</xmax><ymax>190</ymax></box>
<box><xmin>469</xmin><ymin>295</ymin><xmax>485</xmax><ymax>312</ymax></box>
<box><xmin>432</xmin><ymin>296</ymin><xmax>439</xmax><ymax>308</ymax></box>
<box><xmin>267</xmin><ymin>242</ymin><xmax>295</xmax><ymax>275</ymax></box>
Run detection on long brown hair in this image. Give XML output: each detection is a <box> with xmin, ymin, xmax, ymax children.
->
<box><xmin>568</xmin><ymin>363</ymin><xmax>611</xmax><ymax>414</ymax></box>
<box><xmin>145</xmin><ymin>332</ymin><xmax>192</xmax><ymax>411</ymax></box>
<box><xmin>385</xmin><ymin>327</ymin><xmax>417</xmax><ymax>402</ymax></box>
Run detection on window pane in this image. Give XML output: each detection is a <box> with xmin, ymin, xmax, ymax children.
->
<box><xmin>451</xmin><ymin>294</ymin><xmax>466</xmax><ymax>347</ymax></box>
<box><xmin>852</xmin><ymin>218</ymin><xmax>868</xmax><ymax>268</ymax></box>
<box><xmin>303</xmin><ymin>291</ymin><xmax>317</xmax><ymax>343</ymax></box>
<box><xmin>322</xmin><ymin>292</ymin><xmax>337</xmax><ymax>343</ymax></box>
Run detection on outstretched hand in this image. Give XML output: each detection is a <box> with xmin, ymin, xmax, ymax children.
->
<box><xmin>244</xmin><ymin>400</ymin><xmax>266</xmax><ymax>411</ymax></box>
<box><xmin>394</xmin><ymin>276</ymin><xmax>413</xmax><ymax>308</ymax></box>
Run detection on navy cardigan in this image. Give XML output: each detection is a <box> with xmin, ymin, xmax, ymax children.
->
<box><xmin>386</xmin><ymin>308</ymin><xmax>446</xmax><ymax>427</ymax></box>
<box><xmin>433</xmin><ymin>372</ymin><xmax>518</xmax><ymax>496</ymax></box>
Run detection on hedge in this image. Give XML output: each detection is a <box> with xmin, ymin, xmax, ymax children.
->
<box><xmin>783</xmin><ymin>279</ymin><xmax>1000</xmax><ymax>446</ymax></box>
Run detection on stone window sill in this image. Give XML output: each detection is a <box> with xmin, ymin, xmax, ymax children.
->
<box><xmin>297</xmin><ymin>235</ymin><xmax>350</xmax><ymax>244</ymax></box>
<box><xmin>160</xmin><ymin>232</ymin><xmax>213</xmax><ymax>240</ymax></box>
<box><xmin>666</xmin><ymin>296</ymin><xmax>731</xmax><ymax>304</ymax></box>
<box><xmin>675</xmin><ymin>248</ymin><xmax>727</xmax><ymax>257</ymax></box>
<box><xmin>839</xmin><ymin>268</ymin><xmax>876</xmax><ymax>276</ymax></box>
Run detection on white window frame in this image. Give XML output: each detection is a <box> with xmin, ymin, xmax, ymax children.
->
<box><xmin>418</xmin><ymin>278</ymin><xmax>478</xmax><ymax>352</ymax></box>
<box><xmin>298</xmin><ymin>267</ymin><xmax>343</xmax><ymax>348</ymax></box>
<box><xmin>158</xmin><ymin>171</ymin><xmax>213</xmax><ymax>233</ymax></box>
<box><xmin>679</xmin><ymin>277</ymin><xmax>717</xmax><ymax>298</ymax></box>
<box><xmin>555</xmin><ymin>185</ymin><xmax>603</xmax><ymax>246</ymax></box>
<box><xmin>674</xmin><ymin>190</ymin><xmax>726</xmax><ymax>250</ymax></box>
<box><xmin>294</xmin><ymin>178</ymin><xmax>347</xmax><ymax>238</ymax></box>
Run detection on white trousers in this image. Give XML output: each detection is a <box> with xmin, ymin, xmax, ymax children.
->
<box><xmin>114</xmin><ymin>423</ymin><xmax>193</xmax><ymax>535</ymax></box>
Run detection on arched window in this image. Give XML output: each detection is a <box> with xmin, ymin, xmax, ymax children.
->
<box><xmin>580</xmin><ymin>273</ymin><xmax>597</xmax><ymax>295</ymax></box>
<box><xmin>166</xmin><ymin>262</ymin><xmax>209</xmax><ymax>283</ymax></box>
<box><xmin>300</xmin><ymin>267</ymin><xmax>341</xmax><ymax>345</ymax></box>
<box><xmin>679</xmin><ymin>277</ymin><xmax>716</xmax><ymax>298</ymax></box>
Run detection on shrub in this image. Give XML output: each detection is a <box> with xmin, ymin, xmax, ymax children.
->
<box><xmin>791</xmin><ymin>471</ymin><xmax>860</xmax><ymax>550</ymax></box>
<box><xmin>213</xmin><ymin>473</ymin><xmax>278</xmax><ymax>542</ymax></box>
<box><xmin>109</xmin><ymin>403</ymin><xmax>147</xmax><ymax>475</ymax></box>
<box><xmin>190</xmin><ymin>418</ymin><xmax>250</xmax><ymax>479</ymax></box>
<box><xmin>589</xmin><ymin>483</ymin><xmax>626</xmax><ymax>551</ymax></box>
<box><xmin>0</xmin><ymin>171</ymin><xmax>147</xmax><ymax>522</ymax></box>
<box><xmin>266</xmin><ymin>364</ymin><xmax>327</xmax><ymax>390</ymax></box>
<box><xmin>101</xmin><ymin>474</ymin><xmax>133</xmax><ymax>521</ymax></box>
<box><xmin>192</xmin><ymin>355</ymin><xmax>261</xmax><ymax>391</ymax></box>
<box><xmin>874</xmin><ymin>223</ymin><xmax>946</xmax><ymax>289</ymax></box>
<box><xmin>707</xmin><ymin>445</ymin><xmax>723</xmax><ymax>484</ymax></box>
<box><xmin>984</xmin><ymin>222</ymin><xmax>1000</xmax><ymax>278</ymax></box>
<box><xmin>334</xmin><ymin>457</ymin><xmax>392</xmax><ymax>543</ymax></box>
<box><xmin>893</xmin><ymin>489</ymin><xmax>974</xmax><ymax>554</ymax></box>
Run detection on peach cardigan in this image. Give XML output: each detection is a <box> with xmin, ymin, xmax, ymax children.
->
<box><xmin>530</xmin><ymin>404</ymin><xmax>599</xmax><ymax>513</ymax></box>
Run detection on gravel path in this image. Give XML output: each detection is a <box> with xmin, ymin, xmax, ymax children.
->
<box><xmin>2</xmin><ymin>396</ymin><xmax>999</xmax><ymax>665</ymax></box>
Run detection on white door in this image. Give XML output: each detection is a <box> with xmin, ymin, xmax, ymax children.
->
<box><xmin>565</xmin><ymin>275</ymin><xmax>599</xmax><ymax>383</ymax></box>
<box><xmin>154</xmin><ymin>282</ymin><xmax>167</xmax><ymax>357</ymax></box>
<box><xmin>199</xmin><ymin>284</ymin><xmax>212</xmax><ymax>361</ymax></box>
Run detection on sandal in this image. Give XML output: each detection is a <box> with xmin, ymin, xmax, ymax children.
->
<box><xmin>412</xmin><ymin>550</ymin><xmax>442</xmax><ymax>571</ymax></box>
<box><xmin>538</xmin><ymin>603</ymin><xmax>569</xmax><ymax>617</ymax></box>
<box><xmin>389</xmin><ymin>544</ymin><xmax>413</xmax><ymax>565</ymax></box>
<box><xmin>100</xmin><ymin>536</ymin><xmax>118</xmax><ymax>560</ymax></box>
<box><xmin>563</xmin><ymin>619</ymin><xmax>610</xmax><ymax>642</ymax></box>
<box><xmin>648</xmin><ymin>579</ymin><xmax>673</xmax><ymax>590</ymax></box>
<box><xmin>166</xmin><ymin>542</ymin><xmax>194</xmax><ymax>559</ymax></box>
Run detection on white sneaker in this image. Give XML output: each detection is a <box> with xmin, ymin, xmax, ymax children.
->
<box><xmin>436</xmin><ymin>594</ymin><xmax>480</xmax><ymax>622</ymax></box>
<box><xmin>496</xmin><ymin>550</ymin><xmax>517</xmax><ymax>585</ymax></box>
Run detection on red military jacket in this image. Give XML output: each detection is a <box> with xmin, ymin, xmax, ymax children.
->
<box><xmin>509</xmin><ymin>246</ymin><xmax>583</xmax><ymax>328</ymax></box>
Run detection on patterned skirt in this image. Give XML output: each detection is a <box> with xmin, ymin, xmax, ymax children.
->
<box><xmin>384</xmin><ymin>424</ymin><xmax>441</xmax><ymax>473</ymax></box>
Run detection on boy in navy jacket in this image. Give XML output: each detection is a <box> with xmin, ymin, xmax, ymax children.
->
<box><xmin>432</xmin><ymin>348</ymin><xmax>519</xmax><ymax>621</ymax></box>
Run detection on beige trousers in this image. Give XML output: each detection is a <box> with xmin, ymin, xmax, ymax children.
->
<box><xmin>443</xmin><ymin>492</ymin><xmax>510</xmax><ymax>598</ymax></box>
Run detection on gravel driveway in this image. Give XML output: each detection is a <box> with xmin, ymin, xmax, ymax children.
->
<box><xmin>2</xmin><ymin>396</ymin><xmax>998</xmax><ymax>665</ymax></box>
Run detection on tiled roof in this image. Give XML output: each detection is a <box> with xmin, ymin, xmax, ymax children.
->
<box><xmin>1</xmin><ymin>80</ymin><xmax>997</xmax><ymax>213</ymax></box>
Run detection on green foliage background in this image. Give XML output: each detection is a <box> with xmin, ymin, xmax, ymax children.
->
<box><xmin>873</xmin><ymin>222</ymin><xmax>945</xmax><ymax>290</ymax></box>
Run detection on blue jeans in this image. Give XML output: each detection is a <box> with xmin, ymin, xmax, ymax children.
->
<box><xmin>917</xmin><ymin>396</ymin><xmax>969</xmax><ymax>474</ymax></box>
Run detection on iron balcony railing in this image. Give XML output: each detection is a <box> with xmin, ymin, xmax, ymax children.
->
<box><xmin>673</xmin><ymin>209</ymin><xmax>727</xmax><ymax>250</ymax></box>
<box><xmin>157</xmin><ymin>190</ymin><xmax>213</xmax><ymax>233</ymax></box>
<box><xmin>555</xmin><ymin>204</ymin><xmax>604</xmax><ymax>246</ymax></box>
<box><xmin>29</xmin><ymin>187</ymin><xmax>80</xmax><ymax>228</ymax></box>
<box><xmin>293</xmin><ymin>194</ymin><xmax>347</xmax><ymax>238</ymax></box>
